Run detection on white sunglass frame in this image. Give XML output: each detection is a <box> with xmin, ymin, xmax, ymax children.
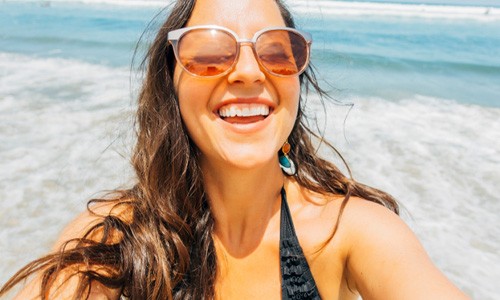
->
<box><xmin>167</xmin><ymin>25</ymin><xmax>312</xmax><ymax>78</ymax></box>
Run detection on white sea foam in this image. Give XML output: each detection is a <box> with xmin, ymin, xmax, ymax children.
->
<box><xmin>0</xmin><ymin>52</ymin><xmax>499</xmax><ymax>299</ymax></box>
<box><xmin>0</xmin><ymin>52</ymin><xmax>135</xmax><ymax>283</ymax></box>
<box><xmin>4</xmin><ymin>0</ymin><xmax>171</xmax><ymax>7</ymax></box>
<box><xmin>290</xmin><ymin>0</ymin><xmax>500</xmax><ymax>21</ymax></box>
<box><xmin>314</xmin><ymin>94</ymin><xmax>500</xmax><ymax>299</ymax></box>
<box><xmin>5</xmin><ymin>0</ymin><xmax>500</xmax><ymax>20</ymax></box>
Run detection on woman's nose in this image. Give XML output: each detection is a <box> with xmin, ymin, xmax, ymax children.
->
<box><xmin>227</xmin><ymin>45</ymin><xmax>265</xmax><ymax>85</ymax></box>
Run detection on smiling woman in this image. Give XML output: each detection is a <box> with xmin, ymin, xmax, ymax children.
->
<box><xmin>0</xmin><ymin>0</ymin><xmax>472</xmax><ymax>299</ymax></box>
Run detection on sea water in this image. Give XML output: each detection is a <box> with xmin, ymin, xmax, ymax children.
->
<box><xmin>0</xmin><ymin>0</ymin><xmax>499</xmax><ymax>299</ymax></box>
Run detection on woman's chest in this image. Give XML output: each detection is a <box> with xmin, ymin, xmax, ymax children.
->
<box><xmin>213</xmin><ymin>241</ymin><xmax>355</xmax><ymax>300</ymax></box>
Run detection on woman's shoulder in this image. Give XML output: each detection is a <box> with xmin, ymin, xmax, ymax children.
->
<box><xmin>296</xmin><ymin>187</ymin><xmax>401</xmax><ymax>232</ymax></box>
<box><xmin>330</xmin><ymin>196</ymin><xmax>470</xmax><ymax>299</ymax></box>
<box><xmin>339</xmin><ymin>196</ymin><xmax>402</xmax><ymax>231</ymax></box>
<box><xmin>307</xmin><ymin>193</ymin><xmax>411</xmax><ymax>255</ymax></box>
<box><xmin>52</xmin><ymin>198</ymin><xmax>133</xmax><ymax>252</ymax></box>
<box><xmin>12</xmin><ymin>199</ymin><xmax>131</xmax><ymax>300</ymax></box>
<box><xmin>291</xmin><ymin>184</ymin><xmax>415</xmax><ymax>265</ymax></box>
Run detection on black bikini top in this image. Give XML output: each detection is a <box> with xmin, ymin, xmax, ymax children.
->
<box><xmin>280</xmin><ymin>188</ymin><xmax>322</xmax><ymax>300</ymax></box>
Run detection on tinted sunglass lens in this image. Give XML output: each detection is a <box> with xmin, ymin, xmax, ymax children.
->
<box><xmin>177</xmin><ymin>29</ymin><xmax>237</xmax><ymax>76</ymax></box>
<box><xmin>256</xmin><ymin>30</ymin><xmax>308</xmax><ymax>76</ymax></box>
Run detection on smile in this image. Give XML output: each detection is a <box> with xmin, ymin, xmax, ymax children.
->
<box><xmin>218</xmin><ymin>103</ymin><xmax>272</xmax><ymax>124</ymax></box>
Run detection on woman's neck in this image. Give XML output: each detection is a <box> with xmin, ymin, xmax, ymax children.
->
<box><xmin>201</xmin><ymin>158</ymin><xmax>284</xmax><ymax>254</ymax></box>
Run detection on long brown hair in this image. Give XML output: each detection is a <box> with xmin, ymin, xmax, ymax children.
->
<box><xmin>0</xmin><ymin>1</ymin><xmax>398</xmax><ymax>299</ymax></box>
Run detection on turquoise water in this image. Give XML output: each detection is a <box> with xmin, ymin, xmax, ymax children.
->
<box><xmin>0</xmin><ymin>2</ymin><xmax>153</xmax><ymax>66</ymax></box>
<box><xmin>1</xmin><ymin>1</ymin><xmax>499</xmax><ymax>299</ymax></box>
<box><xmin>1</xmin><ymin>1</ymin><xmax>499</xmax><ymax>106</ymax></box>
<box><xmin>308</xmin><ymin>15</ymin><xmax>500</xmax><ymax>106</ymax></box>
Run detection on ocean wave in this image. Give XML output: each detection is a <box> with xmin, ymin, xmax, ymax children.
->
<box><xmin>0</xmin><ymin>52</ymin><xmax>135</xmax><ymax>285</ymax></box>
<box><xmin>291</xmin><ymin>0</ymin><xmax>500</xmax><ymax>21</ymax></box>
<box><xmin>3</xmin><ymin>0</ymin><xmax>171</xmax><ymax>7</ymax></box>
<box><xmin>319</xmin><ymin>94</ymin><xmax>500</xmax><ymax>298</ymax></box>
<box><xmin>1</xmin><ymin>52</ymin><xmax>499</xmax><ymax>299</ymax></box>
<box><xmin>5</xmin><ymin>0</ymin><xmax>499</xmax><ymax>20</ymax></box>
<box><xmin>315</xmin><ymin>50</ymin><xmax>500</xmax><ymax>75</ymax></box>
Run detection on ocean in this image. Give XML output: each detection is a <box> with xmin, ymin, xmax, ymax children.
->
<box><xmin>0</xmin><ymin>0</ymin><xmax>499</xmax><ymax>299</ymax></box>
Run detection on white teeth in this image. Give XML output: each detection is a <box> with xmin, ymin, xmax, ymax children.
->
<box><xmin>219</xmin><ymin>104</ymin><xmax>270</xmax><ymax>118</ymax></box>
<box><xmin>242</xmin><ymin>107</ymin><xmax>250</xmax><ymax>116</ymax></box>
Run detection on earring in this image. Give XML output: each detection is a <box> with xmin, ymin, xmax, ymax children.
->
<box><xmin>279</xmin><ymin>141</ymin><xmax>296</xmax><ymax>176</ymax></box>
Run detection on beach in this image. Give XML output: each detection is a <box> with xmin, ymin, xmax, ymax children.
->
<box><xmin>1</xmin><ymin>0</ymin><xmax>499</xmax><ymax>298</ymax></box>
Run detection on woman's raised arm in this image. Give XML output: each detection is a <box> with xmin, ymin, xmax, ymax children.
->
<box><xmin>344</xmin><ymin>198</ymin><xmax>469</xmax><ymax>300</ymax></box>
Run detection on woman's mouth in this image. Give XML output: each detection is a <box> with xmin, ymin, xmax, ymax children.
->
<box><xmin>218</xmin><ymin>103</ymin><xmax>271</xmax><ymax>124</ymax></box>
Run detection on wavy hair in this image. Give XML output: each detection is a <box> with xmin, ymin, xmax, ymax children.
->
<box><xmin>0</xmin><ymin>0</ymin><xmax>398</xmax><ymax>299</ymax></box>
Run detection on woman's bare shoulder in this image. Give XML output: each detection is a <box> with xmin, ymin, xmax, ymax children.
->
<box><xmin>337</xmin><ymin>197</ymin><xmax>470</xmax><ymax>299</ymax></box>
<box><xmin>52</xmin><ymin>199</ymin><xmax>132</xmax><ymax>252</ymax></box>
<box><xmin>339</xmin><ymin>196</ymin><xmax>400</xmax><ymax>230</ymax></box>
<box><xmin>12</xmin><ymin>199</ymin><xmax>130</xmax><ymax>300</ymax></box>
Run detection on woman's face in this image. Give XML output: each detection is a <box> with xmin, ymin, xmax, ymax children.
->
<box><xmin>174</xmin><ymin>0</ymin><xmax>300</xmax><ymax>171</ymax></box>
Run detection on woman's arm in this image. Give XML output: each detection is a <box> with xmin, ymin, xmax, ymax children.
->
<box><xmin>344</xmin><ymin>198</ymin><xmax>469</xmax><ymax>300</ymax></box>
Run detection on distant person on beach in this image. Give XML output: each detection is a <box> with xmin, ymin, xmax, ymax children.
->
<box><xmin>0</xmin><ymin>0</ymin><xmax>470</xmax><ymax>299</ymax></box>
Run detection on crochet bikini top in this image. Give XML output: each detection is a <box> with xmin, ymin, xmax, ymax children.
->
<box><xmin>280</xmin><ymin>188</ymin><xmax>322</xmax><ymax>300</ymax></box>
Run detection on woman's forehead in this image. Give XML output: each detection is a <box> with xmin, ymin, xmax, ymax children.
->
<box><xmin>186</xmin><ymin>0</ymin><xmax>285</xmax><ymax>34</ymax></box>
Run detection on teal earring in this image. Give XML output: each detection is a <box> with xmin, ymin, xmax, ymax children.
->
<box><xmin>279</xmin><ymin>141</ymin><xmax>296</xmax><ymax>176</ymax></box>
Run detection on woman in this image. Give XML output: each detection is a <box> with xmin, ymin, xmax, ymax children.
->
<box><xmin>1</xmin><ymin>0</ymin><xmax>469</xmax><ymax>299</ymax></box>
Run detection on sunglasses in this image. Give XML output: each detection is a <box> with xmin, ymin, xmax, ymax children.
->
<box><xmin>167</xmin><ymin>25</ymin><xmax>312</xmax><ymax>78</ymax></box>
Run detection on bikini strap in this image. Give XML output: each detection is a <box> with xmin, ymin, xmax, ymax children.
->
<box><xmin>280</xmin><ymin>188</ymin><xmax>322</xmax><ymax>300</ymax></box>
